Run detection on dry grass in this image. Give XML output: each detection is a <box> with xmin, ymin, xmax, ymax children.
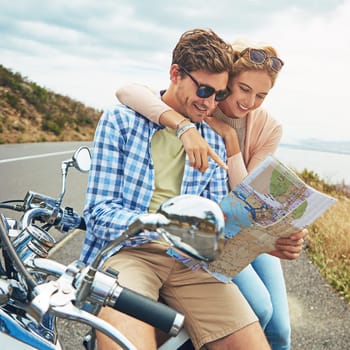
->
<box><xmin>298</xmin><ymin>169</ymin><xmax>350</xmax><ymax>303</ymax></box>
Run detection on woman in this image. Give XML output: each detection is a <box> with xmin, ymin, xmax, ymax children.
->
<box><xmin>116</xmin><ymin>40</ymin><xmax>292</xmax><ymax>350</ymax></box>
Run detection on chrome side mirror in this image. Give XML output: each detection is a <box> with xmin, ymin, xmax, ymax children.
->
<box><xmin>157</xmin><ymin>195</ymin><xmax>225</xmax><ymax>262</ymax></box>
<box><xmin>72</xmin><ymin>146</ymin><xmax>91</xmax><ymax>173</ymax></box>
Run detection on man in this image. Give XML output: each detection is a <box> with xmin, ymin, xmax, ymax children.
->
<box><xmin>80</xmin><ymin>29</ymin><xmax>301</xmax><ymax>350</ymax></box>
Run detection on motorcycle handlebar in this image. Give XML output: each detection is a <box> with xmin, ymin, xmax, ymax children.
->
<box><xmin>18</xmin><ymin>205</ymin><xmax>85</xmax><ymax>233</ymax></box>
<box><xmin>31</xmin><ymin>259</ymin><xmax>184</xmax><ymax>337</ymax></box>
<box><xmin>56</xmin><ymin>207</ymin><xmax>86</xmax><ymax>232</ymax></box>
<box><xmin>111</xmin><ymin>285</ymin><xmax>184</xmax><ymax>336</ymax></box>
<box><xmin>85</xmin><ymin>267</ymin><xmax>185</xmax><ymax>336</ymax></box>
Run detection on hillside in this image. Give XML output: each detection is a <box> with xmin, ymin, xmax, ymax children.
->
<box><xmin>0</xmin><ymin>64</ymin><xmax>101</xmax><ymax>144</ymax></box>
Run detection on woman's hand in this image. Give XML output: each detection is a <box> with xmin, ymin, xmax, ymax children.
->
<box><xmin>269</xmin><ymin>228</ymin><xmax>308</xmax><ymax>260</ymax></box>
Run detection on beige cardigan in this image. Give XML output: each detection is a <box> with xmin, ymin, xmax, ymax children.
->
<box><xmin>116</xmin><ymin>83</ymin><xmax>282</xmax><ymax>189</ymax></box>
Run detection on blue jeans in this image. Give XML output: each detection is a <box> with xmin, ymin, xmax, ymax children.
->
<box><xmin>233</xmin><ymin>254</ymin><xmax>291</xmax><ymax>350</ymax></box>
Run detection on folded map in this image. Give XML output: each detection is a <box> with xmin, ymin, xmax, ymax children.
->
<box><xmin>207</xmin><ymin>155</ymin><xmax>336</xmax><ymax>278</ymax></box>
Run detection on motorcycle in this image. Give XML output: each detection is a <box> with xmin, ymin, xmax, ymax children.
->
<box><xmin>0</xmin><ymin>146</ymin><xmax>226</xmax><ymax>350</ymax></box>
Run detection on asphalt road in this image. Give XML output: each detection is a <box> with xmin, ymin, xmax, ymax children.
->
<box><xmin>0</xmin><ymin>141</ymin><xmax>92</xmax><ymax>242</ymax></box>
<box><xmin>1</xmin><ymin>142</ymin><xmax>350</xmax><ymax>350</ymax></box>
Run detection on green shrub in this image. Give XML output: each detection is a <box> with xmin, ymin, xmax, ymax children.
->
<box><xmin>41</xmin><ymin>120</ymin><xmax>62</xmax><ymax>136</ymax></box>
<box><xmin>5</xmin><ymin>92</ymin><xmax>19</xmax><ymax>108</ymax></box>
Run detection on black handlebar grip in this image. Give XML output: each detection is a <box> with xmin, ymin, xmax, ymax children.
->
<box><xmin>78</xmin><ymin>217</ymin><xmax>86</xmax><ymax>231</ymax></box>
<box><xmin>112</xmin><ymin>287</ymin><xmax>184</xmax><ymax>336</ymax></box>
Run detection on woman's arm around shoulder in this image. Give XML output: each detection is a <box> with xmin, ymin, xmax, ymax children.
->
<box><xmin>116</xmin><ymin>83</ymin><xmax>227</xmax><ymax>172</ymax></box>
<box><xmin>116</xmin><ymin>83</ymin><xmax>171</xmax><ymax>124</ymax></box>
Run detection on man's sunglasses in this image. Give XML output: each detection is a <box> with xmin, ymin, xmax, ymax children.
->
<box><xmin>239</xmin><ymin>48</ymin><xmax>284</xmax><ymax>72</ymax></box>
<box><xmin>179</xmin><ymin>66</ymin><xmax>231</xmax><ymax>102</ymax></box>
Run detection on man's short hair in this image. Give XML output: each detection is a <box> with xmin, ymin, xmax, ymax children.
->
<box><xmin>172</xmin><ymin>28</ymin><xmax>234</xmax><ymax>75</ymax></box>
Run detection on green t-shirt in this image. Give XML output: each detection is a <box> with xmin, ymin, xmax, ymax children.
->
<box><xmin>149</xmin><ymin>128</ymin><xmax>185</xmax><ymax>213</ymax></box>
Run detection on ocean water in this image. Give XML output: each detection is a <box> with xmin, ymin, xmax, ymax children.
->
<box><xmin>275</xmin><ymin>146</ymin><xmax>350</xmax><ymax>186</ymax></box>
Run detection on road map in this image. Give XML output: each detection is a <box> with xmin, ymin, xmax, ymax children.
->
<box><xmin>207</xmin><ymin>155</ymin><xmax>336</xmax><ymax>278</ymax></box>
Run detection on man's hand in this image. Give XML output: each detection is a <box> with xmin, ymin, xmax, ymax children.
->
<box><xmin>180</xmin><ymin>127</ymin><xmax>227</xmax><ymax>172</ymax></box>
<box><xmin>269</xmin><ymin>228</ymin><xmax>308</xmax><ymax>260</ymax></box>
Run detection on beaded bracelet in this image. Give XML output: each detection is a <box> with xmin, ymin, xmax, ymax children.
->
<box><xmin>176</xmin><ymin>122</ymin><xmax>196</xmax><ymax>139</ymax></box>
<box><xmin>175</xmin><ymin>117</ymin><xmax>189</xmax><ymax>131</ymax></box>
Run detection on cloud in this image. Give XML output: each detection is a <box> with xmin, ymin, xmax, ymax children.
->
<box><xmin>251</xmin><ymin>0</ymin><xmax>350</xmax><ymax>142</ymax></box>
<box><xmin>0</xmin><ymin>0</ymin><xmax>349</xmax><ymax>142</ymax></box>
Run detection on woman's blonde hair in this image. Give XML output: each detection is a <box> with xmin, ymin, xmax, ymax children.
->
<box><xmin>230</xmin><ymin>39</ymin><xmax>282</xmax><ymax>87</ymax></box>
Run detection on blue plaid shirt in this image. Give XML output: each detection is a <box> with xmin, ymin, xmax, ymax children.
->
<box><xmin>80</xmin><ymin>104</ymin><xmax>228</xmax><ymax>266</ymax></box>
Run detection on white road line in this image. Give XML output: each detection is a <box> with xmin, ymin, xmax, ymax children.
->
<box><xmin>48</xmin><ymin>229</ymin><xmax>82</xmax><ymax>256</ymax></box>
<box><xmin>0</xmin><ymin>150</ymin><xmax>75</xmax><ymax>164</ymax></box>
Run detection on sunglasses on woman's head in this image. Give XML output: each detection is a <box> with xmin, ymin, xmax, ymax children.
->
<box><xmin>179</xmin><ymin>66</ymin><xmax>231</xmax><ymax>102</ymax></box>
<box><xmin>239</xmin><ymin>48</ymin><xmax>284</xmax><ymax>72</ymax></box>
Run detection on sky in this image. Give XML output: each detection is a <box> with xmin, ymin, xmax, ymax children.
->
<box><xmin>1</xmin><ymin>0</ymin><xmax>349</xmax><ymax>144</ymax></box>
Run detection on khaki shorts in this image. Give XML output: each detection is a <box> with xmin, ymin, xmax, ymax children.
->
<box><xmin>104</xmin><ymin>243</ymin><xmax>257</xmax><ymax>350</ymax></box>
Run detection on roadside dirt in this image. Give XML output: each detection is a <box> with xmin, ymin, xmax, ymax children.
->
<box><xmin>282</xmin><ymin>251</ymin><xmax>350</xmax><ymax>349</ymax></box>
